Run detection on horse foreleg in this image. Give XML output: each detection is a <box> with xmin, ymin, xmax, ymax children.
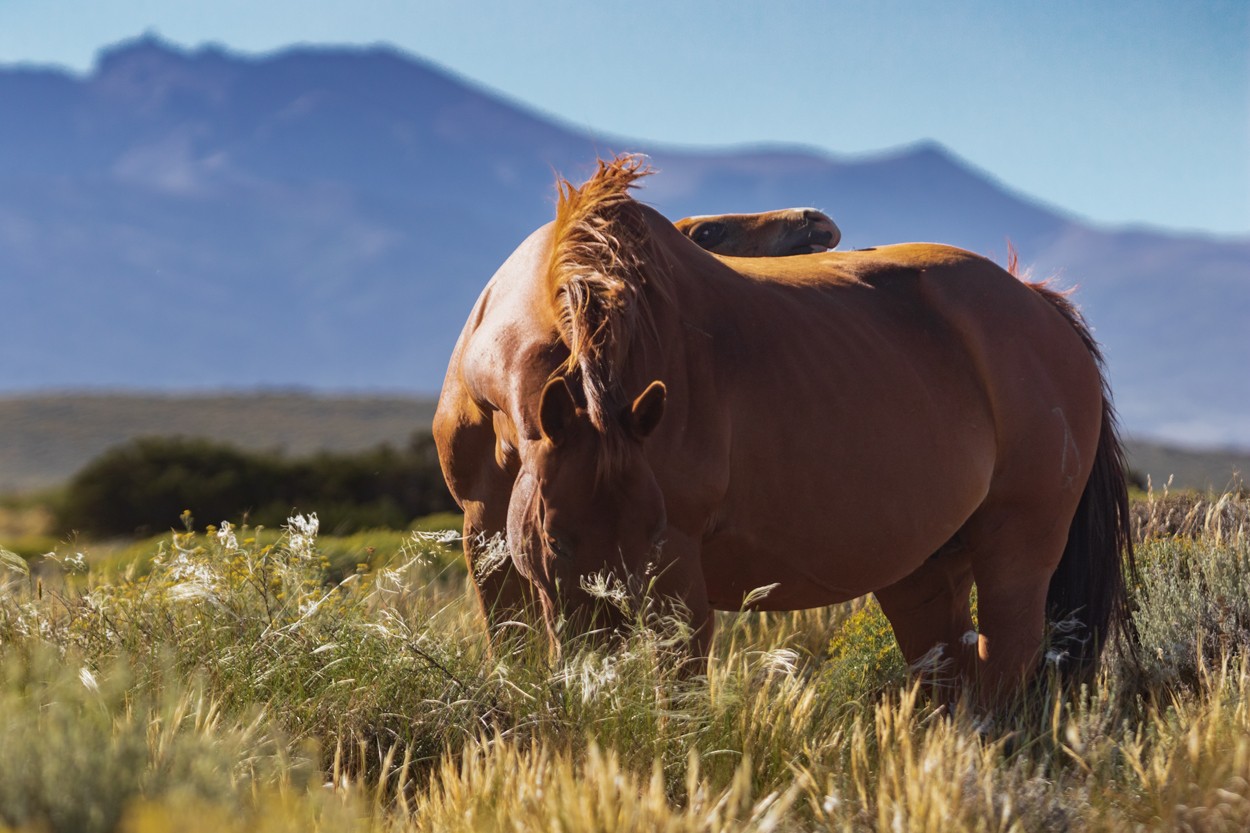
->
<box><xmin>874</xmin><ymin>546</ymin><xmax>976</xmax><ymax>699</ymax></box>
<box><xmin>650</xmin><ymin>529</ymin><xmax>714</xmax><ymax>676</ymax></box>
<box><xmin>462</xmin><ymin>502</ymin><xmax>539</xmax><ymax>649</ymax></box>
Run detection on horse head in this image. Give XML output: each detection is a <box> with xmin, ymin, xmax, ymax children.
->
<box><xmin>507</xmin><ymin>375</ymin><xmax>669</xmax><ymax>641</ymax></box>
<box><xmin>449</xmin><ymin>156</ymin><xmax>678</xmax><ymax>650</ymax></box>
<box><xmin>674</xmin><ymin>208</ymin><xmax>840</xmax><ymax>256</ymax></box>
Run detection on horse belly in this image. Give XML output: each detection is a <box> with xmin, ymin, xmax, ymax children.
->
<box><xmin>700</xmin><ymin>347</ymin><xmax>994</xmax><ymax>612</ymax></box>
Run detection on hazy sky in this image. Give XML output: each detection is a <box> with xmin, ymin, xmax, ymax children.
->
<box><xmin>2</xmin><ymin>0</ymin><xmax>1247</xmax><ymax>236</ymax></box>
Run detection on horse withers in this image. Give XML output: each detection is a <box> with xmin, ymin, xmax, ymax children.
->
<box><xmin>433</xmin><ymin>156</ymin><xmax>1132</xmax><ymax>700</ymax></box>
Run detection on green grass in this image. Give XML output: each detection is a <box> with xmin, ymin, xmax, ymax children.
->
<box><xmin>0</xmin><ymin>497</ymin><xmax>1247</xmax><ymax>831</ymax></box>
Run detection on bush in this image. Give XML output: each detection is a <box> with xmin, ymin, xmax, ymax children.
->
<box><xmin>820</xmin><ymin>598</ymin><xmax>907</xmax><ymax>705</ymax></box>
<box><xmin>1131</xmin><ymin>535</ymin><xmax>1250</xmax><ymax>691</ymax></box>
<box><xmin>56</xmin><ymin>434</ymin><xmax>457</xmax><ymax>537</ymax></box>
<box><xmin>0</xmin><ymin>647</ymin><xmax>305</xmax><ymax>833</ymax></box>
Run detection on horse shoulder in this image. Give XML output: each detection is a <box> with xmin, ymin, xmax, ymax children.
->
<box><xmin>433</xmin><ymin>283</ymin><xmax>519</xmax><ymax>504</ymax></box>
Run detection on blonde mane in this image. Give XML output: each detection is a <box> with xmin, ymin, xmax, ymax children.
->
<box><xmin>546</xmin><ymin>155</ymin><xmax>669</xmax><ymax>466</ymax></box>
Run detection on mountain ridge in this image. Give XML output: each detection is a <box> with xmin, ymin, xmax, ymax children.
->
<box><xmin>2</xmin><ymin>36</ymin><xmax>1247</xmax><ymax>446</ymax></box>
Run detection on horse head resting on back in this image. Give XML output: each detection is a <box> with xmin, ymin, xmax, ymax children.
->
<box><xmin>433</xmin><ymin>155</ymin><xmax>1134</xmax><ymax>701</ymax></box>
<box><xmin>674</xmin><ymin>208</ymin><xmax>840</xmax><ymax>256</ymax></box>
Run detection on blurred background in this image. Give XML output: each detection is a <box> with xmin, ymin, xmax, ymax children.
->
<box><xmin>1</xmin><ymin>1</ymin><xmax>1247</xmax><ymax>540</ymax></box>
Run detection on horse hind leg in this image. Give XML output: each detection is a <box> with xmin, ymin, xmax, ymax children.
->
<box><xmin>959</xmin><ymin>507</ymin><xmax>1072</xmax><ymax>703</ymax></box>
<box><xmin>874</xmin><ymin>542</ymin><xmax>977</xmax><ymax>699</ymax></box>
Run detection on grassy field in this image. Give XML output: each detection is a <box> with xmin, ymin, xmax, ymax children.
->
<box><xmin>1</xmin><ymin>393</ymin><xmax>1247</xmax><ymax>493</ymax></box>
<box><xmin>0</xmin><ymin>494</ymin><xmax>1247</xmax><ymax>831</ymax></box>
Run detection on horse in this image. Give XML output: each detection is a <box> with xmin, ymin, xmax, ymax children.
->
<box><xmin>674</xmin><ymin>208</ymin><xmax>840</xmax><ymax>256</ymax></box>
<box><xmin>433</xmin><ymin>155</ymin><xmax>1133</xmax><ymax>698</ymax></box>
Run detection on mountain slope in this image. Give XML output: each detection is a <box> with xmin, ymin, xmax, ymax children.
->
<box><xmin>1</xmin><ymin>36</ymin><xmax>1246</xmax><ymax>446</ymax></box>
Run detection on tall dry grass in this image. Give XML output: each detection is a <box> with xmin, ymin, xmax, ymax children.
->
<box><xmin>1130</xmin><ymin>478</ymin><xmax>1248</xmax><ymax>543</ymax></box>
<box><xmin>0</xmin><ymin>494</ymin><xmax>1246</xmax><ymax>832</ymax></box>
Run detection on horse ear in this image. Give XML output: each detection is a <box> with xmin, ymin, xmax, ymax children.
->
<box><xmin>628</xmin><ymin>380</ymin><xmax>666</xmax><ymax>439</ymax></box>
<box><xmin>539</xmin><ymin>377</ymin><xmax>576</xmax><ymax>445</ymax></box>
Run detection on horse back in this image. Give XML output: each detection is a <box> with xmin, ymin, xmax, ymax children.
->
<box><xmin>730</xmin><ymin>242</ymin><xmax>1105</xmax><ymax>486</ymax></box>
<box><xmin>670</xmin><ymin>243</ymin><xmax>1104</xmax><ymax>607</ymax></box>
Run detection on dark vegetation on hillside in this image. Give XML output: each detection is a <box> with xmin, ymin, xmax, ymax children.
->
<box><xmin>56</xmin><ymin>434</ymin><xmax>457</xmax><ymax>537</ymax></box>
<box><xmin>35</xmin><ymin>431</ymin><xmax>1250</xmax><ymax>542</ymax></box>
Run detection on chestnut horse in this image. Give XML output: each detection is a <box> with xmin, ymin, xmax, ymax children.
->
<box><xmin>674</xmin><ymin>208</ymin><xmax>840</xmax><ymax>256</ymax></box>
<box><xmin>434</xmin><ymin>156</ymin><xmax>1132</xmax><ymax>696</ymax></box>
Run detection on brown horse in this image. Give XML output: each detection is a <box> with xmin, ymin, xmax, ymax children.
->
<box><xmin>434</xmin><ymin>156</ymin><xmax>1133</xmax><ymax>697</ymax></box>
<box><xmin>674</xmin><ymin>208</ymin><xmax>840</xmax><ymax>256</ymax></box>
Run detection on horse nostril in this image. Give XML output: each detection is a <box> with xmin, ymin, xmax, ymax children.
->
<box><xmin>808</xmin><ymin>229</ymin><xmax>834</xmax><ymax>246</ymax></box>
<box><xmin>803</xmin><ymin>209</ymin><xmax>825</xmax><ymax>225</ymax></box>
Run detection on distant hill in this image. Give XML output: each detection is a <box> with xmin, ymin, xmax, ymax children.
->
<box><xmin>0</xmin><ymin>393</ymin><xmax>436</xmax><ymax>492</ymax></box>
<box><xmin>1123</xmin><ymin>439</ymin><xmax>1249</xmax><ymax>494</ymax></box>
<box><xmin>0</xmin><ymin>393</ymin><xmax>1243</xmax><ymax>495</ymax></box>
<box><xmin>1</xmin><ymin>35</ymin><xmax>1247</xmax><ymax>446</ymax></box>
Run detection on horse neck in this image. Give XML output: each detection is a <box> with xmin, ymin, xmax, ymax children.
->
<box><xmin>646</xmin><ymin>218</ymin><xmax>735</xmax><ymax>341</ymax></box>
<box><xmin>630</xmin><ymin>224</ymin><xmax>734</xmax><ymax>414</ymax></box>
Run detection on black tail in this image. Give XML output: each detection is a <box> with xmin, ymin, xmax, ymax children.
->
<box><xmin>1032</xmin><ymin>284</ymin><xmax>1135</xmax><ymax>681</ymax></box>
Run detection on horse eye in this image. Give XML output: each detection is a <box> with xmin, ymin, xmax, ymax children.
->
<box><xmin>546</xmin><ymin>535</ymin><xmax>573</xmax><ymax>562</ymax></box>
<box><xmin>693</xmin><ymin>223</ymin><xmax>723</xmax><ymax>245</ymax></box>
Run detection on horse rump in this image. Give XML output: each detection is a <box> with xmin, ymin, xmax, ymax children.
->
<box><xmin>1034</xmin><ymin>284</ymin><xmax>1136</xmax><ymax>682</ymax></box>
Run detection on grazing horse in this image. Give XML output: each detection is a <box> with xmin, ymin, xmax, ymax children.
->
<box><xmin>433</xmin><ymin>156</ymin><xmax>1133</xmax><ymax>697</ymax></box>
<box><xmin>674</xmin><ymin>208</ymin><xmax>840</xmax><ymax>256</ymax></box>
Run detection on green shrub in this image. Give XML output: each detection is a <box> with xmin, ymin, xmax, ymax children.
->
<box><xmin>56</xmin><ymin>434</ymin><xmax>457</xmax><ymax>537</ymax></box>
<box><xmin>821</xmin><ymin>598</ymin><xmax>907</xmax><ymax>705</ymax></box>
<box><xmin>0</xmin><ymin>648</ymin><xmax>302</xmax><ymax>833</ymax></box>
<box><xmin>1130</xmin><ymin>535</ymin><xmax>1250</xmax><ymax>691</ymax></box>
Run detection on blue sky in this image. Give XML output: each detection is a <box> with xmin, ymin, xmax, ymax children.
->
<box><xmin>2</xmin><ymin>0</ymin><xmax>1247</xmax><ymax>236</ymax></box>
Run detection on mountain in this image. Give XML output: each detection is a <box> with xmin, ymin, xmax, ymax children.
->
<box><xmin>1</xmin><ymin>35</ymin><xmax>1247</xmax><ymax>447</ymax></box>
